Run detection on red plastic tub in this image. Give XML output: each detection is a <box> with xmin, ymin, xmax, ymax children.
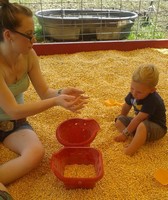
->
<box><xmin>56</xmin><ymin>118</ymin><xmax>100</xmax><ymax>146</ymax></box>
<box><xmin>50</xmin><ymin>147</ymin><xmax>104</xmax><ymax>189</ymax></box>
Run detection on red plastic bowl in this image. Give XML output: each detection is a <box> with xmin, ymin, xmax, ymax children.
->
<box><xmin>56</xmin><ymin>118</ymin><xmax>100</xmax><ymax>146</ymax></box>
<box><xmin>50</xmin><ymin>147</ymin><xmax>104</xmax><ymax>189</ymax></box>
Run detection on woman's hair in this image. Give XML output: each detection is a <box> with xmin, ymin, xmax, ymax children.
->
<box><xmin>132</xmin><ymin>64</ymin><xmax>159</xmax><ymax>87</ymax></box>
<box><xmin>0</xmin><ymin>0</ymin><xmax>32</xmax><ymax>41</ymax></box>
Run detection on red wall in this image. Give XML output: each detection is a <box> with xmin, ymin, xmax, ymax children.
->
<box><xmin>33</xmin><ymin>40</ymin><xmax>168</xmax><ymax>56</ymax></box>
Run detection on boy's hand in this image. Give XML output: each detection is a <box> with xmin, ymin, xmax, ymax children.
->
<box><xmin>114</xmin><ymin>133</ymin><xmax>127</xmax><ymax>142</ymax></box>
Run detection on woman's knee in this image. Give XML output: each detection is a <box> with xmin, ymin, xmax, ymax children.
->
<box><xmin>31</xmin><ymin>143</ymin><xmax>45</xmax><ymax>163</ymax></box>
<box><xmin>33</xmin><ymin>142</ymin><xmax>45</xmax><ymax>160</ymax></box>
<box><xmin>23</xmin><ymin>143</ymin><xmax>45</xmax><ymax>168</ymax></box>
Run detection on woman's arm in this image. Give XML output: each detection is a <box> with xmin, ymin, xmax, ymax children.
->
<box><xmin>0</xmin><ymin>50</ymin><xmax>87</xmax><ymax>119</ymax></box>
<box><xmin>27</xmin><ymin>49</ymin><xmax>56</xmax><ymax>99</ymax></box>
<box><xmin>27</xmin><ymin>49</ymin><xmax>87</xmax><ymax>99</ymax></box>
<box><xmin>0</xmin><ymin>77</ymin><xmax>79</xmax><ymax>119</ymax></box>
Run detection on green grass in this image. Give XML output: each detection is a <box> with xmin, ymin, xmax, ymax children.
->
<box><xmin>128</xmin><ymin>23</ymin><xmax>167</xmax><ymax>40</ymax></box>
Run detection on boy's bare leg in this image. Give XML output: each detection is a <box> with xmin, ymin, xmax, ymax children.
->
<box><xmin>124</xmin><ymin>122</ymin><xmax>147</xmax><ymax>156</ymax></box>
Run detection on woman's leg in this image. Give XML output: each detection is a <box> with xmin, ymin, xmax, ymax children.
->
<box><xmin>0</xmin><ymin>129</ymin><xmax>45</xmax><ymax>185</ymax></box>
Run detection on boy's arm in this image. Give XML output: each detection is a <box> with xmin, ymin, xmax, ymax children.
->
<box><xmin>125</xmin><ymin>112</ymin><xmax>149</xmax><ymax>135</ymax></box>
<box><xmin>120</xmin><ymin>102</ymin><xmax>132</xmax><ymax>116</ymax></box>
<box><xmin>115</xmin><ymin>112</ymin><xmax>149</xmax><ymax>142</ymax></box>
<box><xmin>114</xmin><ymin>102</ymin><xmax>132</xmax><ymax>142</ymax></box>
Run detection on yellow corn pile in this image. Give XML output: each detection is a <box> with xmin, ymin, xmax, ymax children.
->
<box><xmin>64</xmin><ymin>164</ymin><xmax>96</xmax><ymax>178</ymax></box>
<box><xmin>1</xmin><ymin>48</ymin><xmax>168</xmax><ymax>199</ymax></box>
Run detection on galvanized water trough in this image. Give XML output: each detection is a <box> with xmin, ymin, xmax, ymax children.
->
<box><xmin>35</xmin><ymin>9</ymin><xmax>138</xmax><ymax>41</ymax></box>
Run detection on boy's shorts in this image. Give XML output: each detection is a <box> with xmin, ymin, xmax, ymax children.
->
<box><xmin>116</xmin><ymin>115</ymin><xmax>167</xmax><ymax>142</ymax></box>
<box><xmin>0</xmin><ymin>190</ymin><xmax>13</xmax><ymax>200</ymax></box>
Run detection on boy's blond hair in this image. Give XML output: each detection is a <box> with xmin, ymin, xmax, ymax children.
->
<box><xmin>132</xmin><ymin>64</ymin><xmax>159</xmax><ymax>88</ymax></box>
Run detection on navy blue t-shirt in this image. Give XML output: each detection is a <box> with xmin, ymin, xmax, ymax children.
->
<box><xmin>125</xmin><ymin>92</ymin><xmax>167</xmax><ymax>130</ymax></box>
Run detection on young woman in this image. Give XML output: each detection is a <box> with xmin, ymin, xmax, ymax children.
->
<box><xmin>0</xmin><ymin>0</ymin><xmax>88</xmax><ymax>190</ymax></box>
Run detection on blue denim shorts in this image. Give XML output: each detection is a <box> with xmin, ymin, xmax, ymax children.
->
<box><xmin>0</xmin><ymin>121</ymin><xmax>33</xmax><ymax>142</ymax></box>
<box><xmin>0</xmin><ymin>190</ymin><xmax>13</xmax><ymax>199</ymax></box>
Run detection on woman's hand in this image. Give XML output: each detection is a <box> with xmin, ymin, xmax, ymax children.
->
<box><xmin>57</xmin><ymin>87</ymin><xmax>88</xmax><ymax>112</ymax></box>
<box><xmin>55</xmin><ymin>93</ymin><xmax>88</xmax><ymax>113</ymax></box>
<box><xmin>61</xmin><ymin>87</ymin><xmax>86</xmax><ymax>97</ymax></box>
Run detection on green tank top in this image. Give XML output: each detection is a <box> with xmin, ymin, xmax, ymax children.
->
<box><xmin>0</xmin><ymin>73</ymin><xmax>30</xmax><ymax>120</ymax></box>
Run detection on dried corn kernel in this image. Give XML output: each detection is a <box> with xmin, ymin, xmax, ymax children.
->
<box><xmin>64</xmin><ymin>164</ymin><xmax>96</xmax><ymax>178</ymax></box>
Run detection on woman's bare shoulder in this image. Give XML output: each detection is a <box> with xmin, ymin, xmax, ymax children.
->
<box><xmin>23</xmin><ymin>48</ymin><xmax>39</xmax><ymax>72</ymax></box>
